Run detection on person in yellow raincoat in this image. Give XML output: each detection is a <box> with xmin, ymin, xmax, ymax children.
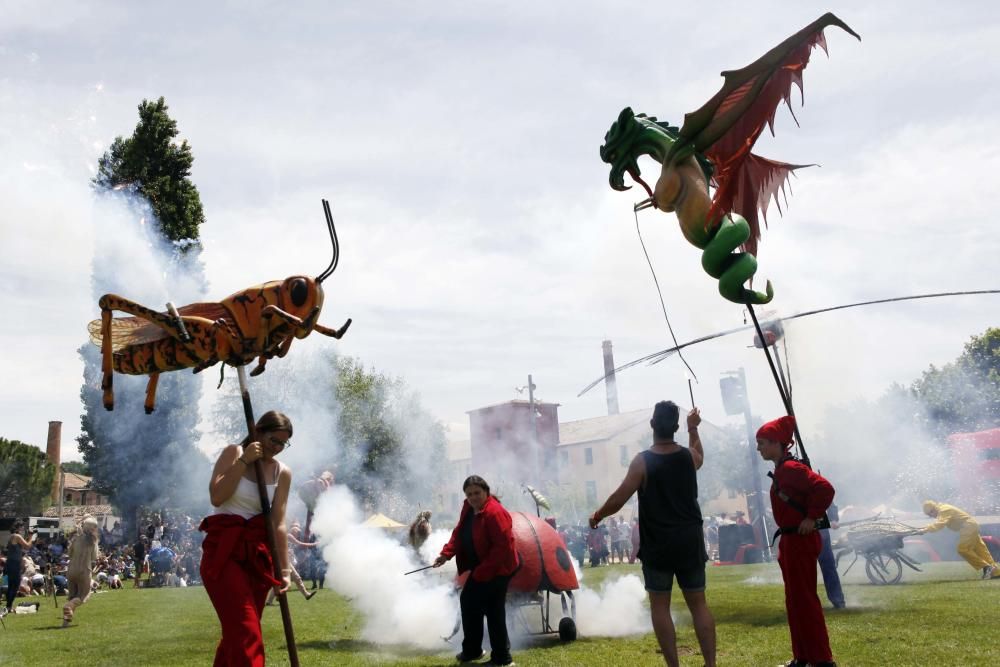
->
<box><xmin>918</xmin><ymin>500</ymin><xmax>999</xmax><ymax>579</ymax></box>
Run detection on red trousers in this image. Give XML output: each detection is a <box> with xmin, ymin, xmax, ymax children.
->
<box><xmin>777</xmin><ymin>532</ymin><xmax>832</xmax><ymax>664</ymax></box>
<box><xmin>200</xmin><ymin>514</ymin><xmax>278</xmax><ymax>667</ymax></box>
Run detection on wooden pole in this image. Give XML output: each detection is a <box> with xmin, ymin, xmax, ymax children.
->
<box><xmin>236</xmin><ymin>365</ymin><xmax>299</xmax><ymax>666</ymax></box>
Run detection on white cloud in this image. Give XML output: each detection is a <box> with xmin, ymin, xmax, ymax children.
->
<box><xmin>1</xmin><ymin>1</ymin><xmax>997</xmax><ymax>468</ymax></box>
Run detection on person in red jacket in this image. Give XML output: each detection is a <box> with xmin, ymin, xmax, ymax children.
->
<box><xmin>434</xmin><ymin>475</ymin><xmax>520</xmax><ymax>666</ymax></box>
<box><xmin>756</xmin><ymin>415</ymin><xmax>836</xmax><ymax>667</ymax></box>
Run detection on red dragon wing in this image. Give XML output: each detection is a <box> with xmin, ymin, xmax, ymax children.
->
<box><xmin>675</xmin><ymin>12</ymin><xmax>860</xmax><ymax>255</ymax></box>
<box><xmin>87</xmin><ymin>302</ymin><xmax>231</xmax><ymax>350</ymax></box>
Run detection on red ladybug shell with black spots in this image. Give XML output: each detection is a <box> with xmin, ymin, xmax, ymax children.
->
<box><xmin>508</xmin><ymin>511</ymin><xmax>578</xmax><ymax>593</ymax></box>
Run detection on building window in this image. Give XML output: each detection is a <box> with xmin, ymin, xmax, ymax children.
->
<box><xmin>619</xmin><ymin>445</ymin><xmax>629</xmax><ymax>467</ymax></box>
<box><xmin>586</xmin><ymin>481</ymin><xmax>597</xmax><ymax>505</ymax></box>
<box><xmin>495</xmin><ymin>427</ymin><xmax>502</xmax><ymax>441</ymax></box>
<box><xmin>559</xmin><ymin>450</ymin><xmax>569</xmax><ymax>467</ymax></box>
<box><xmin>585</xmin><ymin>448</ymin><xmax>593</xmax><ymax>465</ymax></box>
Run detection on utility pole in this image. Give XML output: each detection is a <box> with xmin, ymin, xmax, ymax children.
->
<box><xmin>527</xmin><ymin>374</ymin><xmax>540</xmax><ymax>484</ymax></box>
<box><xmin>58</xmin><ymin>469</ymin><xmax>65</xmax><ymax>533</ymax></box>
<box><xmin>721</xmin><ymin>367</ymin><xmax>772</xmax><ymax>561</ymax></box>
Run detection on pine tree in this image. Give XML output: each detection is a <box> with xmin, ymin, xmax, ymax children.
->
<box><xmin>78</xmin><ymin>97</ymin><xmax>211</xmax><ymax>536</ymax></box>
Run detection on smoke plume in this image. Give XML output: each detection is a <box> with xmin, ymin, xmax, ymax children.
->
<box><xmin>311</xmin><ymin>485</ymin><xmax>458</xmax><ymax>649</ymax></box>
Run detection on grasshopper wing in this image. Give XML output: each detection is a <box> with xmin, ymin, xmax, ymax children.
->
<box><xmin>88</xmin><ymin>302</ymin><xmax>231</xmax><ymax>350</ymax></box>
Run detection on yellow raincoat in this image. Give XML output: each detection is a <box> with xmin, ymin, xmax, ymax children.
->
<box><xmin>922</xmin><ymin>500</ymin><xmax>998</xmax><ymax>575</ymax></box>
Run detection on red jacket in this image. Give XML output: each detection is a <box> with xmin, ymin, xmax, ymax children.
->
<box><xmin>440</xmin><ymin>496</ymin><xmax>519</xmax><ymax>582</ymax></box>
<box><xmin>769</xmin><ymin>456</ymin><xmax>835</xmax><ymax>528</ymax></box>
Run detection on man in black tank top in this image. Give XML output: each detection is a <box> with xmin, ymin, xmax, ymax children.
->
<box><xmin>589</xmin><ymin>401</ymin><xmax>717</xmax><ymax>667</ymax></box>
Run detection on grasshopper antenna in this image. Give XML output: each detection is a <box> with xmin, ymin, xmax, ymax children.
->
<box><xmin>316</xmin><ymin>198</ymin><xmax>340</xmax><ymax>283</ymax></box>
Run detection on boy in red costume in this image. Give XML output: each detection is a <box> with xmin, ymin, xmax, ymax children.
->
<box><xmin>756</xmin><ymin>415</ymin><xmax>836</xmax><ymax>667</ymax></box>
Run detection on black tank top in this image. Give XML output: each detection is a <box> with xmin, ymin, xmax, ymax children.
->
<box><xmin>4</xmin><ymin>538</ymin><xmax>23</xmax><ymax>572</ymax></box>
<box><xmin>637</xmin><ymin>448</ymin><xmax>707</xmax><ymax>570</ymax></box>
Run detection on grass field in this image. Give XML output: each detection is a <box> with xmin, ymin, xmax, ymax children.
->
<box><xmin>0</xmin><ymin>561</ymin><xmax>996</xmax><ymax>665</ymax></box>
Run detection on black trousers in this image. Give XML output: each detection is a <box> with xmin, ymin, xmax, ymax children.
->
<box><xmin>5</xmin><ymin>566</ymin><xmax>20</xmax><ymax>610</ymax></box>
<box><xmin>461</xmin><ymin>574</ymin><xmax>512</xmax><ymax>664</ymax></box>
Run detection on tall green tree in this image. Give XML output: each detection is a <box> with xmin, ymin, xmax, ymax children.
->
<box><xmin>333</xmin><ymin>355</ymin><xmax>447</xmax><ymax>517</ymax></box>
<box><xmin>93</xmin><ymin>97</ymin><xmax>205</xmax><ymax>245</ymax></box>
<box><xmin>78</xmin><ymin>97</ymin><xmax>210</xmax><ymax>534</ymax></box>
<box><xmin>911</xmin><ymin>328</ymin><xmax>1000</xmax><ymax>437</ymax></box>
<box><xmin>0</xmin><ymin>437</ymin><xmax>57</xmax><ymax>516</ymax></box>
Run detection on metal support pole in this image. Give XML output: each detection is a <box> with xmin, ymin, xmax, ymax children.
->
<box><xmin>747</xmin><ymin>304</ymin><xmax>811</xmax><ymax>468</ymax></box>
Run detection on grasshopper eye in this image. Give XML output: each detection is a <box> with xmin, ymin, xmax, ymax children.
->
<box><xmin>290</xmin><ymin>278</ymin><xmax>309</xmax><ymax>307</ymax></box>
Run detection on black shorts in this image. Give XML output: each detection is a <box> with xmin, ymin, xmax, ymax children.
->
<box><xmin>641</xmin><ymin>560</ymin><xmax>706</xmax><ymax>593</ymax></box>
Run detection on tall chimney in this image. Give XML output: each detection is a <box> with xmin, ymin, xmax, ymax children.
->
<box><xmin>601</xmin><ymin>340</ymin><xmax>620</xmax><ymax>415</ymax></box>
<box><xmin>46</xmin><ymin>421</ymin><xmax>62</xmax><ymax>504</ymax></box>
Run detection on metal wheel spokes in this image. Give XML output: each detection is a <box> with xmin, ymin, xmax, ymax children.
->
<box><xmin>865</xmin><ymin>552</ymin><xmax>903</xmax><ymax>585</ymax></box>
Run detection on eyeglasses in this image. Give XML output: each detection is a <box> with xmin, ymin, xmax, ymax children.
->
<box><xmin>264</xmin><ymin>434</ymin><xmax>291</xmax><ymax>450</ymax></box>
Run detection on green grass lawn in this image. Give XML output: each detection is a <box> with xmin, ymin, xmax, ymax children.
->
<box><xmin>1</xmin><ymin>561</ymin><xmax>996</xmax><ymax>665</ymax></box>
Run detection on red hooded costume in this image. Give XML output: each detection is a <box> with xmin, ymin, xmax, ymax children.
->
<box><xmin>758</xmin><ymin>415</ymin><xmax>836</xmax><ymax>665</ymax></box>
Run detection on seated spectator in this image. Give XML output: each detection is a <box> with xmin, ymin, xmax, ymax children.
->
<box><xmin>53</xmin><ymin>573</ymin><xmax>69</xmax><ymax>596</ymax></box>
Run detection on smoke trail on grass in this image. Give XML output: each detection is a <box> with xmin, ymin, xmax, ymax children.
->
<box><xmin>311</xmin><ymin>485</ymin><xmax>458</xmax><ymax>649</ymax></box>
<box><xmin>572</xmin><ymin>560</ymin><xmax>651</xmax><ymax>636</ymax></box>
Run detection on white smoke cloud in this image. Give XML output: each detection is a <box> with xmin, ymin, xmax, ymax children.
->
<box><xmin>573</xmin><ymin>571</ymin><xmax>651</xmax><ymax>637</ymax></box>
<box><xmin>311</xmin><ymin>485</ymin><xmax>459</xmax><ymax>649</ymax></box>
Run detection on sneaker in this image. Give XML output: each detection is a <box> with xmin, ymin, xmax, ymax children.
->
<box><xmin>456</xmin><ymin>650</ymin><xmax>485</xmax><ymax>662</ymax></box>
<box><xmin>981</xmin><ymin>565</ymin><xmax>994</xmax><ymax>579</ymax></box>
<box><xmin>304</xmin><ymin>590</ymin><xmax>317</xmax><ymax>601</ymax></box>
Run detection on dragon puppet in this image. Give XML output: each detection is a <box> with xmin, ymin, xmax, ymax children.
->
<box><xmin>600</xmin><ymin>12</ymin><xmax>860</xmax><ymax>305</ymax></box>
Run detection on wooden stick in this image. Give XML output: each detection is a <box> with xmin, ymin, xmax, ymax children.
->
<box><xmin>236</xmin><ymin>365</ymin><xmax>299</xmax><ymax>666</ymax></box>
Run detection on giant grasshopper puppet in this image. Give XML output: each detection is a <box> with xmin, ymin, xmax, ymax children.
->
<box><xmin>89</xmin><ymin>200</ymin><xmax>352</xmax><ymax>413</ymax></box>
<box><xmin>600</xmin><ymin>13</ymin><xmax>860</xmax><ymax>305</ymax></box>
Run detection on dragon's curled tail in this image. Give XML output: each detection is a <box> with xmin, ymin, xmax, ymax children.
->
<box><xmin>702</xmin><ymin>215</ymin><xmax>773</xmax><ymax>304</ymax></box>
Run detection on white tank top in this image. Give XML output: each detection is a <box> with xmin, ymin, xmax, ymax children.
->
<box><xmin>213</xmin><ymin>462</ymin><xmax>283</xmax><ymax>520</ymax></box>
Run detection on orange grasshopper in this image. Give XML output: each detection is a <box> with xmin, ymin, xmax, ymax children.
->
<box><xmin>88</xmin><ymin>199</ymin><xmax>352</xmax><ymax>413</ymax></box>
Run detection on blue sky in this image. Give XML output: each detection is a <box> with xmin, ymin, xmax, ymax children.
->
<box><xmin>1</xmin><ymin>1</ymin><xmax>997</xmax><ymax>459</ymax></box>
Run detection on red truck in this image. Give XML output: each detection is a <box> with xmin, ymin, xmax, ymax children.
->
<box><xmin>949</xmin><ymin>428</ymin><xmax>1000</xmax><ymax>514</ymax></box>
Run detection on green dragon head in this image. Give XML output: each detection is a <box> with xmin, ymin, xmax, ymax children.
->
<box><xmin>600</xmin><ymin>107</ymin><xmax>712</xmax><ymax>196</ymax></box>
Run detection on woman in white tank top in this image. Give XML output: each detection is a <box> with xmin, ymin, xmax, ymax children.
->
<box><xmin>199</xmin><ymin>410</ymin><xmax>294</xmax><ymax>666</ymax></box>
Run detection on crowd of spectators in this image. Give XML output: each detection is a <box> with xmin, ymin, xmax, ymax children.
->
<box><xmin>554</xmin><ymin>511</ymin><xmax>750</xmax><ymax>568</ymax></box>
<box><xmin>559</xmin><ymin>516</ymin><xmax>641</xmax><ymax>567</ymax></box>
<box><xmin>1</xmin><ymin>508</ymin><xmax>332</xmax><ymax>610</ymax></box>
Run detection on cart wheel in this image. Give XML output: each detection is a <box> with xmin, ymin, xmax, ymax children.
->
<box><xmin>558</xmin><ymin>617</ymin><xmax>577</xmax><ymax>642</ymax></box>
<box><xmin>865</xmin><ymin>553</ymin><xmax>903</xmax><ymax>585</ymax></box>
